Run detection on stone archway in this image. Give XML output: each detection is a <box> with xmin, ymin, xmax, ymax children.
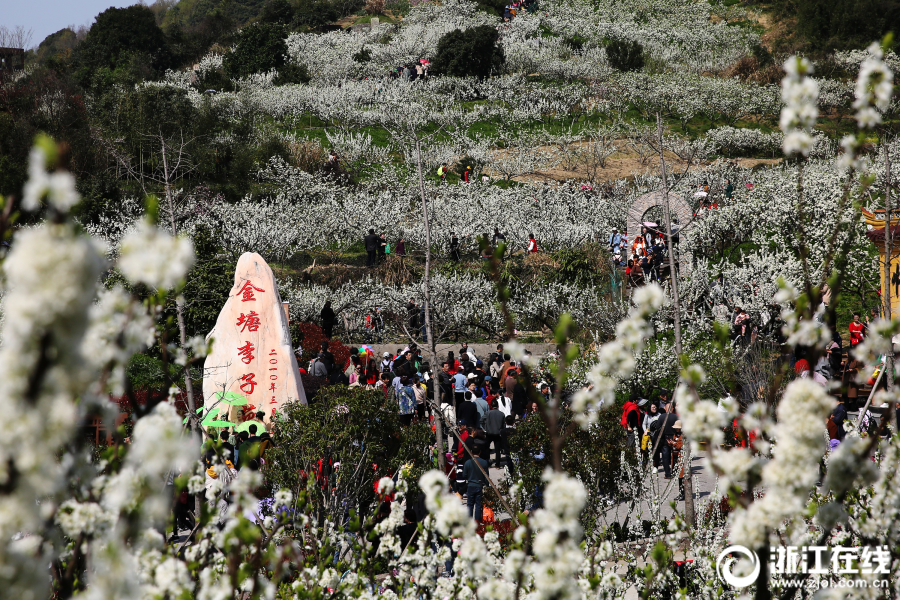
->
<box><xmin>627</xmin><ymin>191</ymin><xmax>692</xmax><ymax>239</ymax></box>
<box><xmin>627</xmin><ymin>190</ymin><xmax>692</xmax><ymax>273</ymax></box>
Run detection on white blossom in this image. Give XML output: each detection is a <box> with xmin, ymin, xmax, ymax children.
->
<box><xmin>118</xmin><ymin>220</ymin><xmax>195</xmax><ymax>290</ymax></box>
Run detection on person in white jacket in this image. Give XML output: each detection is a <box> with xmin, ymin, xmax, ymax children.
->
<box><xmin>496</xmin><ymin>393</ymin><xmax>513</xmax><ymax>418</ymax></box>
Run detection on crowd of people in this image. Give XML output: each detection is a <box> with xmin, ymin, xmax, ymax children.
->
<box><xmin>300</xmin><ymin>338</ymin><xmax>548</xmax><ymax>520</ymax></box>
<box><xmin>362</xmin><ymin>226</ymin><xmax>537</xmax><ymax>271</ymax></box>
<box><xmin>502</xmin><ymin>0</ymin><xmax>538</xmax><ymax>21</ymax></box>
<box><xmin>620</xmin><ymin>392</ymin><xmax>690</xmax><ymax>500</ymax></box>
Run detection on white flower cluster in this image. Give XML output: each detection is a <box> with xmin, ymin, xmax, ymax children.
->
<box><xmin>729</xmin><ymin>379</ymin><xmax>834</xmax><ymax>548</ymax></box>
<box><xmin>528</xmin><ymin>470</ymin><xmax>587</xmax><ymax>600</ymax></box>
<box><xmin>569</xmin><ymin>284</ymin><xmax>665</xmax><ymax>426</ymax></box>
<box><xmin>853</xmin><ymin>42</ymin><xmax>894</xmax><ymax>128</ymax></box>
<box><xmin>780</xmin><ymin>56</ymin><xmax>819</xmax><ymax>157</ymax></box>
<box><xmin>22</xmin><ymin>143</ymin><xmax>81</xmax><ymax>213</ymax></box>
<box><xmin>118</xmin><ymin>220</ymin><xmax>196</xmax><ymax>290</ymax></box>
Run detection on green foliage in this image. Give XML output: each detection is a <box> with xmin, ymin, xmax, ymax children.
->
<box><xmin>266</xmin><ymin>387</ymin><xmax>434</xmax><ymax>522</ymax></box>
<box><xmin>223</xmin><ymin>22</ymin><xmax>290</xmax><ymax>78</ymax></box>
<box><xmin>274</xmin><ymin>62</ymin><xmax>312</xmax><ymax>85</ymax></box>
<box><xmin>563</xmin><ymin>34</ymin><xmax>587</xmax><ymax>52</ymax></box>
<box><xmin>74</xmin><ymin>5</ymin><xmax>172</xmax><ymax>87</ymax></box>
<box><xmin>431</xmin><ymin>25</ymin><xmax>505</xmax><ymax>79</ymax></box>
<box><xmin>750</xmin><ymin>42</ymin><xmax>773</xmax><ymax>67</ymax></box>
<box><xmin>508</xmin><ymin>405</ymin><xmax>631</xmax><ymax>537</ymax></box>
<box><xmin>453</xmin><ymin>155</ymin><xmax>484</xmax><ymax>177</ymax></box>
<box><xmin>0</xmin><ymin>153</ymin><xmax>26</xmax><ymax>199</ymax></box>
<box><xmin>0</xmin><ymin>70</ymin><xmax>95</xmax><ymax>200</ymax></box>
<box><xmin>472</xmin><ymin>0</ymin><xmax>507</xmax><ymax>16</ymax></box>
<box><xmin>794</xmin><ymin>0</ymin><xmax>900</xmax><ymax>51</ymax></box>
<box><xmin>34</xmin><ymin>28</ymin><xmax>79</xmax><ymax>65</ymax></box>
<box><xmin>164</xmin><ymin>13</ymin><xmax>236</xmax><ymax>65</ymax></box>
<box><xmin>353</xmin><ymin>47</ymin><xmax>372</xmax><ymax>63</ymax></box>
<box><xmin>605</xmin><ymin>39</ymin><xmax>644</xmax><ymax>72</ymax></box>
<box><xmin>293</xmin><ymin>0</ymin><xmax>341</xmax><ymax>30</ymax></box>
<box><xmin>177</xmin><ymin>224</ymin><xmax>237</xmax><ymax>337</ymax></box>
<box><xmin>551</xmin><ymin>245</ymin><xmax>605</xmax><ymax>287</ymax></box>
<box><xmin>126</xmin><ymin>353</ymin><xmax>181</xmax><ymax>390</ymax></box>
<box><xmin>260</xmin><ymin>0</ymin><xmax>295</xmax><ymax>24</ymax></box>
<box><xmin>160</xmin><ymin>0</ymin><xmax>266</xmax><ymax>30</ymax></box>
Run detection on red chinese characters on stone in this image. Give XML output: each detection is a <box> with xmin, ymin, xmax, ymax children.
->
<box><xmin>236</xmin><ymin>311</ymin><xmax>261</xmax><ymax>333</ymax></box>
<box><xmin>237</xmin><ymin>341</ymin><xmax>256</xmax><ymax>365</ymax></box>
<box><xmin>240</xmin><ymin>373</ymin><xmax>257</xmax><ymax>394</ymax></box>
<box><xmin>238</xmin><ymin>280</ymin><xmax>266</xmax><ymax>302</ymax></box>
<box><xmin>268</xmin><ymin>349</ymin><xmax>278</xmax><ymax>404</ymax></box>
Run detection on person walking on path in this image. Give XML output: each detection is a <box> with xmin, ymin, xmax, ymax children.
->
<box><xmin>320</xmin><ymin>300</ymin><xmax>336</xmax><ymax>339</ymax></box>
<box><xmin>620</xmin><ymin>397</ymin><xmax>642</xmax><ymax>452</ymax></box>
<box><xmin>463</xmin><ymin>445</ymin><xmax>490</xmax><ymax>521</ymax></box>
<box><xmin>450</xmin><ymin>232</ymin><xmax>461</xmax><ymax>261</ymax></box>
<box><xmin>364</xmin><ymin>229</ymin><xmax>379</xmax><ymax>268</ymax></box>
<box><xmin>484</xmin><ymin>400</ymin><xmax>508</xmax><ymax>466</ymax></box>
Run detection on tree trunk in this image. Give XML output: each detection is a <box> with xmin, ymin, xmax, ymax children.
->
<box><xmin>656</xmin><ymin>114</ymin><xmax>695</xmax><ymax>526</ymax></box>
<box><xmin>883</xmin><ymin>137</ymin><xmax>895</xmax><ymax>428</ymax></box>
<box><xmin>160</xmin><ymin>135</ymin><xmax>198</xmax><ymax>431</ymax></box>
<box><xmin>160</xmin><ymin>134</ymin><xmax>203</xmax><ymax>528</ymax></box>
<box><xmin>415</xmin><ymin>138</ymin><xmax>445</xmax><ymax>472</ymax></box>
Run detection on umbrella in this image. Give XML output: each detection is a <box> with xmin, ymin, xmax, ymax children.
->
<box><xmin>643</xmin><ymin>221</ymin><xmax>658</xmax><ymax>227</ymax></box>
<box><xmin>215</xmin><ymin>390</ymin><xmax>248</xmax><ymax>406</ymax></box>
<box><xmin>235</xmin><ymin>420</ymin><xmax>265</xmax><ymax>434</ymax></box>
<box><xmin>184</xmin><ymin>406</ymin><xmax>235</xmax><ymax>428</ymax></box>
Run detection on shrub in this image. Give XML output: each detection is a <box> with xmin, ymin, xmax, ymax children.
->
<box><xmin>267</xmin><ymin>387</ymin><xmax>434</xmax><ymax>521</ymax></box>
<box><xmin>273</xmin><ymin>62</ymin><xmax>311</xmax><ymax>84</ymax></box>
<box><xmin>287</xmin><ymin>139</ymin><xmax>327</xmax><ymax>172</ymax></box>
<box><xmin>364</xmin><ymin>0</ymin><xmax>386</xmax><ymax>14</ymax></box>
<box><xmin>605</xmin><ymin>39</ymin><xmax>644</xmax><ymax>72</ymax></box>
<box><xmin>260</xmin><ymin>0</ymin><xmax>295</xmax><ymax>24</ymax></box>
<box><xmin>431</xmin><ymin>25</ymin><xmax>505</xmax><ymax>79</ymax></box>
<box><xmin>294</xmin><ymin>0</ymin><xmax>341</xmax><ymax>28</ymax></box>
<box><xmin>223</xmin><ymin>22</ymin><xmax>289</xmax><ymax>78</ymax></box>
<box><xmin>292</xmin><ymin>321</ymin><xmax>351</xmax><ymax>367</ymax></box>
<box><xmin>508</xmin><ymin>402</ymin><xmax>633</xmax><ymax>537</ymax></box>
<box><xmin>352</xmin><ymin>47</ymin><xmax>372</xmax><ymax>63</ymax></box>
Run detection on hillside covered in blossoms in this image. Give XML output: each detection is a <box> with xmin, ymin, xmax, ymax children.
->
<box><xmin>3</xmin><ymin>0</ymin><xmax>900</xmax><ymax>598</ymax></box>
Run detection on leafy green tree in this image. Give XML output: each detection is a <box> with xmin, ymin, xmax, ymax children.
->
<box><xmin>266</xmin><ymin>387</ymin><xmax>433</xmax><ymax>522</ymax></box>
<box><xmin>508</xmin><ymin>402</ymin><xmax>633</xmax><ymax>537</ymax></box>
<box><xmin>605</xmin><ymin>39</ymin><xmax>644</xmax><ymax>72</ymax></box>
<box><xmin>33</xmin><ymin>28</ymin><xmax>79</xmax><ymax>65</ymax></box>
<box><xmin>177</xmin><ymin>224</ymin><xmax>237</xmax><ymax>337</ymax></box>
<box><xmin>223</xmin><ymin>22</ymin><xmax>289</xmax><ymax>78</ymax></box>
<box><xmin>160</xmin><ymin>0</ymin><xmax>266</xmax><ymax>30</ymax></box>
<box><xmin>259</xmin><ymin>0</ymin><xmax>295</xmax><ymax>24</ymax></box>
<box><xmin>293</xmin><ymin>0</ymin><xmax>340</xmax><ymax>30</ymax></box>
<box><xmin>431</xmin><ymin>25</ymin><xmax>505</xmax><ymax>78</ymax></box>
<box><xmin>73</xmin><ymin>5</ymin><xmax>172</xmax><ymax>86</ymax></box>
<box><xmin>795</xmin><ymin>0</ymin><xmax>898</xmax><ymax>51</ymax></box>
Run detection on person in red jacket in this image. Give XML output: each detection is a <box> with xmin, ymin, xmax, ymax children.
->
<box><xmin>527</xmin><ymin>233</ymin><xmax>538</xmax><ymax>253</ymax></box>
<box><xmin>849</xmin><ymin>312</ymin><xmax>868</xmax><ymax>347</ymax></box>
<box><xmin>621</xmin><ymin>398</ymin><xmax>641</xmax><ymax>452</ymax></box>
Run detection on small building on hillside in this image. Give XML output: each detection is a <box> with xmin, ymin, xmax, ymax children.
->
<box><xmin>0</xmin><ymin>47</ymin><xmax>25</xmax><ymax>79</ymax></box>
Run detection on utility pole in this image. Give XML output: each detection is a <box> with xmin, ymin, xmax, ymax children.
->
<box><xmin>656</xmin><ymin>113</ymin><xmax>695</xmax><ymax>525</ymax></box>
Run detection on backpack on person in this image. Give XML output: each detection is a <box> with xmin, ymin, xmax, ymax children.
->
<box><xmin>826</xmin><ymin>414</ymin><xmax>839</xmax><ymax>440</ymax></box>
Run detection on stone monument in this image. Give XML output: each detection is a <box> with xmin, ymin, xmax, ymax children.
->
<box><xmin>202</xmin><ymin>252</ymin><xmax>306</xmax><ymax>429</ymax></box>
